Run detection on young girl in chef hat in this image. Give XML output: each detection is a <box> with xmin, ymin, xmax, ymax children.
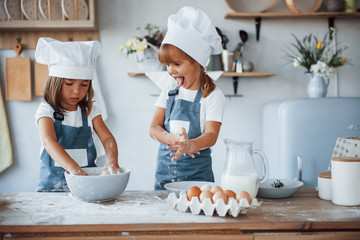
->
<box><xmin>34</xmin><ymin>37</ymin><xmax>120</xmax><ymax>192</ymax></box>
<box><xmin>150</xmin><ymin>6</ymin><xmax>225</xmax><ymax>190</ymax></box>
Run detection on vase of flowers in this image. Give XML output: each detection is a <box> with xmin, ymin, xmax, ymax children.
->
<box><xmin>119</xmin><ymin>24</ymin><xmax>165</xmax><ymax>72</ymax></box>
<box><xmin>307</xmin><ymin>74</ymin><xmax>329</xmax><ymax>98</ymax></box>
<box><xmin>285</xmin><ymin>29</ymin><xmax>348</xmax><ymax>98</ymax></box>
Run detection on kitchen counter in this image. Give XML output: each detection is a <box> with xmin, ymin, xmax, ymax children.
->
<box><xmin>1</xmin><ymin>189</ymin><xmax>360</xmax><ymax>239</ymax></box>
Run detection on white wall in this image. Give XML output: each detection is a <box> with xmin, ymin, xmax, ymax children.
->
<box><xmin>1</xmin><ymin>0</ymin><xmax>359</xmax><ymax>192</ymax></box>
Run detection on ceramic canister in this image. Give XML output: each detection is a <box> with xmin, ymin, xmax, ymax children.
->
<box><xmin>317</xmin><ymin>172</ymin><xmax>332</xmax><ymax>201</ymax></box>
<box><xmin>331</xmin><ymin>157</ymin><xmax>360</xmax><ymax>206</ymax></box>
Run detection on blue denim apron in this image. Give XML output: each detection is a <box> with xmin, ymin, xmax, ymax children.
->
<box><xmin>154</xmin><ymin>86</ymin><xmax>214</xmax><ymax>190</ymax></box>
<box><xmin>37</xmin><ymin>107</ymin><xmax>97</xmax><ymax>192</ymax></box>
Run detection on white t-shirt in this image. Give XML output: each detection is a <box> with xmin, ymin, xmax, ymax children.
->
<box><xmin>154</xmin><ymin>82</ymin><xmax>225</xmax><ymax>134</ymax></box>
<box><xmin>34</xmin><ymin>102</ymin><xmax>103</xmax><ymax>167</ymax></box>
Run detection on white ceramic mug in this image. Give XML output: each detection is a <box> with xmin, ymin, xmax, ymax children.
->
<box><xmin>331</xmin><ymin>157</ymin><xmax>360</xmax><ymax>206</ymax></box>
<box><xmin>317</xmin><ymin>172</ymin><xmax>332</xmax><ymax>201</ymax></box>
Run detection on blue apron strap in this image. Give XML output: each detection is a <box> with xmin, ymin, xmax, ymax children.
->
<box><xmin>165</xmin><ymin>86</ymin><xmax>179</xmax><ymax>124</ymax></box>
<box><xmin>49</xmin><ymin>104</ymin><xmax>63</xmax><ymax>135</ymax></box>
<box><xmin>80</xmin><ymin>108</ymin><xmax>88</xmax><ymax>127</ymax></box>
<box><xmin>54</xmin><ymin>118</ymin><xmax>62</xmax><ymax>134</ymax></box>
<box><xmin>194</xmin><ymin>86</ymin><xmax>202</xmax><ymax>103</ymax></box>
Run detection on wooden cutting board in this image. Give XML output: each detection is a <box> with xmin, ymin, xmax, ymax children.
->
<box><xmin>34</xmin><ymin>61</ymin><xmax>49</xmax><ymax>96</ymax></box>
<box><xmin>0</xmin><ymin>70</ymin><xmax>13</xmax><ymax>173</ymax></box>
<box><xmin>5</xmin><ymin>42</ymin><xmax>32</xmax><ymax>101</ymax></box>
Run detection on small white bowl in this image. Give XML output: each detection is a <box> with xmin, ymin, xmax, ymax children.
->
<box><xmin>64</xmin><ymin>167</ymin><xmax>130</xmax><ymax>202</ymax></box>
<box><xmin>257</xmin><ymin>178</ymin><xmax>304</xmax><ymax>199</ymax></box>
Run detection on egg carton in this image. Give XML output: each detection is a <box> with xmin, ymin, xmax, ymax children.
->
<box><xmin>166</xmin><ymin>191</ymin><xmax>261</xmax><ymax>217</ymax></box>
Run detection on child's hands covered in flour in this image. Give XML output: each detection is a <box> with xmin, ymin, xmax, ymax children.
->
<box><xmin>167</xmin><ymin>127</ymin><xmax>200</xmax><ymax>161</ymax></box>
<box><xmin>102</xmin><ymin>161</ymin><xmax>122</xmax><ymax>175</ymax></box>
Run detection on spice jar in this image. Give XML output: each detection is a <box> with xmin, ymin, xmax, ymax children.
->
<box><xmin>331</xmin><ymin>157</ymin><xmax>360</xmax><ymax>206</ymax></box>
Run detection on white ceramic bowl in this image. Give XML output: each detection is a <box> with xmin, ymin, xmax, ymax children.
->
<box><xmin>64</xmin><ymin>167</ymin><xmax>130</xmax><ymax>202</ymax></box>
<box><xmin>257</xmin><ymin>178</ymin><xmax>303</xmax><ymax>199</ymax></box>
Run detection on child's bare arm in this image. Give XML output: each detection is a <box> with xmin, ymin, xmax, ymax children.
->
<box><xmin>38</xmin><ymin>117</ymin><xmax>87</xmax><ymax>175</ymax></box>
<box><xmin>92</xmin><ymin>115</ymin><xmax>120</xmax><ymax>174</ymax></box>
<box><xmin>150</xmin><ymin>107</ymin><xmax>181</xmax><ymax>145</ymax></box>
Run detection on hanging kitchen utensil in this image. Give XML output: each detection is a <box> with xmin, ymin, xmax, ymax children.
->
<box><xmin>234</xmin><ymin>30</ymin><xmax>248</xmax><ymax>61</ymax></box>
<box><xmin>34</xmin><ymin>61</ymin><xmax>49</xmax><ymax>96</ymax></box>
<box><xmin>0</xmin><ymin>70</ymin><xmax>13</xmax><ymax>173</ymax></box>
<box><xmin>240</xmin><ymin>30</ymin><xmax>248</xmax><ymax>43</ymax></box>
<box><xmin>216</xmin><ymin>27</ymin><xmax>229</xmax><ymax>50</ymax></box>
<box><xmin>255</xmin><ymin>18</ymin><xmax>261</xmax><ymax>41</ymax></box>
<box><xmin>6</xmin><ymin>41</ymin><xmax>32</xmax><ymax>101</ymax></box>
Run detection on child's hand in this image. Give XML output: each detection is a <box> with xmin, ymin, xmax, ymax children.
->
<box><xmin>102</xmin><ymin>161</ymin><xmax>122</xmax><ymax>175</ymax></box>
<box><xmin>68</xmin><ymin>166</ymin><xmax>88</xmax><ymax>176</ymax></box>
<box><xmin>167</xmin><ymin>128</ymin><xmax>200</xmax><ymax>161</ymax></box>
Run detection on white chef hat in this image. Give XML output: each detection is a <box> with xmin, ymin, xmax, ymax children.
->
<box><xmin>161</xmin><ymin>6</ymin><xmax>222</xmax><ymax>68</ymax></box>
<box><xmin>35</xmin><ymin>37</ymin><xmax>101</xmax><ymax>80</ymax></box>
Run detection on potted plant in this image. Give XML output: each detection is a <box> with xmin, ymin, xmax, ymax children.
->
<box><xmin>119</xmin><ymin>24</ymin><xmax>165</xmax><ymax>72</ymax></box>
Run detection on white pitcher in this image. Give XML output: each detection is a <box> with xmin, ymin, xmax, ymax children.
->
<box><xmin>221</xmin><ymin>140</ymin><xmax>269</xmax><ymax>198</ymax></box>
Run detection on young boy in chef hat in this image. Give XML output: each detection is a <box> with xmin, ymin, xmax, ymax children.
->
<box><xmin>150</xmin><ymin>6</ymin><xmax>225</xmax><ymax>190</ymax></box>
<box><xmin>35</xmin><ymin>37</ymin><xmax>120</xmax><ymax>192</ymax></box>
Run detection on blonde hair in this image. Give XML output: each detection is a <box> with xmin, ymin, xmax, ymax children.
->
<box><xmin>43</xmin><ymin>76</ymin><xmax>94</xmax><ymax>118</ymax></box>
<box><xmin>158</xmin><ymin>44</ymin><xmax>215</xmax><ymax>98</ymax></box>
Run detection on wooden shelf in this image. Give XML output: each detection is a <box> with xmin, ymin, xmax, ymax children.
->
<box><xmin>0</xmin><ymin>0</ymin><xmax>98</xmax><ymax>49</ymax></box>
<box><xmin>225</xmin><ymin>11</ymin><xmax>360</xmax><ymax>19</ymax></box>
<box><xmin>0</xmin><ymin>20</ymin><xmax>97</xmax><ymax>31</ymax></box>
<box><xmin>223</xmin><ymin>72</ymin><xmax>275</xmax><ymax>95</ymax></box>
<box><xmin>0</xmin><ymin>0</ymin><xmax>97</xmax><ymax>31</ymax></box>
<box><xmin>128</xmin><ymin>71</ymin><xmax>275</xmax><ymax>96</ymax></box>
<box><xmin>225</xmin><ymin>11</ymin><xmax>360</xmax><ymax>41</ymax></box>
<box><xmin>221</xmin><ymin>72</ymin><xmax>275</xmax><ymax>77</ymax></box>
<box><xmin>128</xmin><ymin>73</ymin><xmax>147</xmax><ymax>77</ymax></box>
<box><xmin>128</xmin><ymin>72</ymin><xmax>275</xmax><ymax>78</ymax></box>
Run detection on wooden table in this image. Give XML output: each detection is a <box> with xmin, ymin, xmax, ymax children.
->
<box><xmin>1</xmin><ymin>189</ymin><xmax>360</xmax><ymax>239</ymax></box>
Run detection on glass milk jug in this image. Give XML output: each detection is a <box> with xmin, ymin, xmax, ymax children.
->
<box><xmin>221</xmin><ymin>140</ymin><xmax>269</xmax><ymax>198</ymax></box>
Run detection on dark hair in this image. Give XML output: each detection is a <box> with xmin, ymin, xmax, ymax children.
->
<box><xmin>158</xmin><ymin>44</ymin><xmax>215</xmax><ymax>98</ymax></box>
<box><xmin>43</xmin><ymin>76</ymin><xmax>94</xmax><ymax>118</ymax></box>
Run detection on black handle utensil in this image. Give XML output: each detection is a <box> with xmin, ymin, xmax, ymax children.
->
<box><xmin>240</xmin><ymin>30</ymin><xmax>248</xmax><ymax>43</ymax></box>
<box><xmin>235</xmin><ymin>30</ymin><xmax>248</xmax><ymax>58</ymax></box>
<box><xmin>216</xmin><ymin>27</ymin><xmax>229</xmax><ymax>50</ymax></box>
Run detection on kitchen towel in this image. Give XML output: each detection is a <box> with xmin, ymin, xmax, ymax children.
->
<box><xmin>145</xmin><ymin>71</ymin><xmax>223</xmax><ymax>90</ymax></box>
<box><xmin>332</xmin><ymin>137</ymin><xmax>360</xmax><ymax>158</ymax></box>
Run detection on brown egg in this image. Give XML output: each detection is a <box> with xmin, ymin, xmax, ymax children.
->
<box><xmin>200</xmin><ymin>184</ymin><xmax>212</xmax><ymax>192</ymax></box>
<box><xmin>210</xmin><ymin>185</ymin><xmax>223</xmax><ymax>194</ymax></box>
<box><xmin>199</xmin><ymin>190</ymin><xmax>213</xmax><ymax>203</ymax></box>
<box><xmin>236</xmin><ymin>191</ymin><xmax>252</xmax><ymax>204</ymax></box>
<box><xmin>187</xmin><ymin>186</ymin><xmax>201</xmax><ymax>201</ymax></box>
<box><xmin>212</xmin><ymin>191</ymin><xmax>228</xmax><ymax>204</ymax></box>
<box><xmin>224</xmin><ymin>189</ymin><xmax>236</xmax><ymax>199</ymax></box>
